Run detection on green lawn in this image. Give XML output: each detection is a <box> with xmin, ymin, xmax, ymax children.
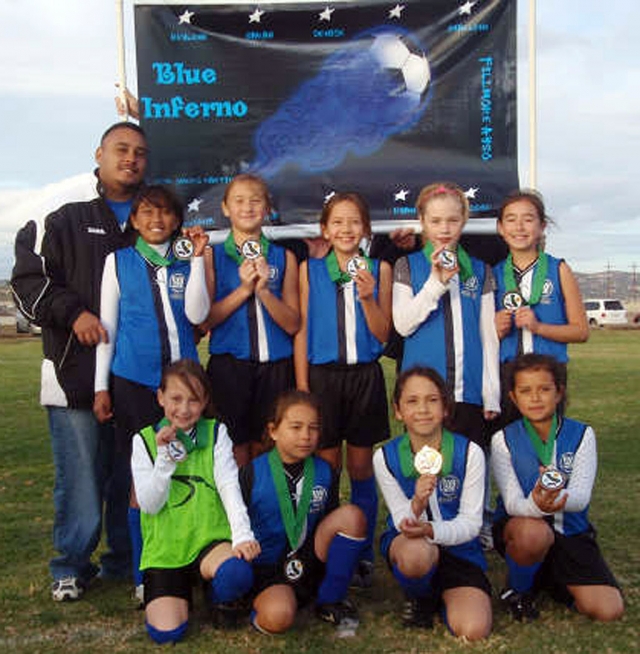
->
<box><xmin>0</xmin><ymin>330</ymin><xmax>638</xmax><ymax>653</ymax></box>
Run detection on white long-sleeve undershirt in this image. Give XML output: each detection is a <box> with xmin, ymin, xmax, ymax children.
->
<box><xmin>95</xmin><ymin>247</ymin><xmax>209</xmax><ymax>392</ymax></box>
<box><xmin>491</xmin><ymin>425</ymin><xmax>597</xmax><ymax>518</ymax></box>
<box><xmin>131</xmin><ymin>421</ymin><xmax>255</xmax><ymax>548</ymax></box>
<box><xmin>373</xmin><ymin>440</ymin><xmax>485</xmax><ymax>547</ymax></box>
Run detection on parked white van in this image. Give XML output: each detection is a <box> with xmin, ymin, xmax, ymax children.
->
<box><xmin>583</xmin><ymin>299</ymin><xmax>628</xmax><ymax>327</ymax></box>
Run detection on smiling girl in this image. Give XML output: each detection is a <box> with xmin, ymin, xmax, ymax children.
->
<box><xmin>132</xmin><ymin>359</ymin><xmax>260</xmax><ymax>644</ymax></box>
<box><xmin>203</xmin><ymin>174</ymin><xmax>300</xmax><ymax>466</ymax></box>
<box><xmin>295</xmin><ymin>192</ymin><xmax>392</xmax><ymax>586</ymax></box>
<box><xmin>374</xmin><ymin>367</ymin><xmax>491</xmax><ymax>638</ymax></box>
<box><xmin>491</xmin><ymin>354</ymin><xmax>623</xmax><ymax>623</ymax></box>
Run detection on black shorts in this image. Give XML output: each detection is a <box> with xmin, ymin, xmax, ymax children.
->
<box><xmin>493</xmin><ymin>517</ymin><xmax>619</xmax><ymax>603</ymax></box>
<box><xmin>252</xmin><ymin>542</ymin><xmax>325</xmax><ymax>607</ymax></box>
<box><xmin>111</xmin><ymin>374</ymin><xmax>163</xmax><ymax>453</ymax></box>
<box><xmin>450</xmin><ymin>402</ymin><xmax>490</xmax><ymax>450</ymax></box>
<box><xmin>309</xmin><ymin>361</ymin><xmax>390</xmax><ymax>449</ymax></box>
<box><xmin>206</xmin><ymin>354</ymin><xmax>294</xmax><ymax>445</ymax></box>
<box><xmin>382</xmin><ymin>537</ymin><xmax>491</xmax><ymax>598</ymax></box>
<box><xmin>142</xmin><ymin>541</ymin><xmax>221</xmax><ymax>606</ymax></box>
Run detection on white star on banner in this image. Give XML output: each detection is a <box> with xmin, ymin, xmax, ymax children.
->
<box><xmin>178</xmin><ymin>9</ymin><xmax>194</xmax><ymax>25</ymax></box>
<box><xmin>394</xmin><ymin>189</ymin><xmax>410</xmax><ymax>202</ymax></box>
<box><xmin>459</xmin><ymin>1</ymin><xmax>476</xmax><ymax>16</ymax></box>
<box><xmin>465</xmin><ymin>187</ymin><xmax>479</xmax><ymax>200</ymax></box>
<box><xmin>249</xmin><ymin>8</ymin><xmax>264</xmax><ymax>23</ymax></box>
<box><xmin>187</xmin><ymin>198</ymin><xmax>203</xmax><ymax>212</ymax></box>
<box><xmin>319</xmin><ymin>7</ymin><xmax>334</xmax><ymax>22</ymax></box>
<box><xmin>389</xmin><ymin>4</ymin><xmax>405</xmax><ymax>19</ymax></box>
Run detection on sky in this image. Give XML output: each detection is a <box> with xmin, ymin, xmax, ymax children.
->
<box><xmin>0</xmin><ymin>0</ymin><xmax>639</xmax><ymax>280</ymax></box>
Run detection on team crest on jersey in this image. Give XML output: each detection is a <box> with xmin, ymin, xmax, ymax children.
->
<box><xmin>438</xmin><ymin>474</ymin><xmax>460</xmax><ymax>501</ymax></box>
<box><xmin>461</xmin><ymin>276</ymin><xmax>479</xmax><ymax>298</ymax></box>
<box><xmin>558</xmin><ymin>452</ymin><xmax>575</xmax><ymax>475</ymax></box>
<box><xmin>268</xmin><ymin>265</ymin><xmax>279</xmax><ymax>286</ymax></box>
<box><xmin>310</xmin><ymin>485</ymin><xmax>328</xmax><ymax>514</ymax></box>
<box><xmin>168</xmin><ymin>272</ymin><xmax>186</xmax><ymax>298</ymax></box>
<box><xmin>540</xmin><ymin>278</ymin><xmax>554</xmax><ymax>304</ymax></box>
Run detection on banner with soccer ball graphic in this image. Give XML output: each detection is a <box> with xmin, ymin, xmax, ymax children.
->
<box><xmin>134</xmin><ymin>0</ymin><xmax>517</xmax><ymax>232</ymax></box>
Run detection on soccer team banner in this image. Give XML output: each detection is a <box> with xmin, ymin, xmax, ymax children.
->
<box><xmin>134</xmin><ymin>0</ymin><xmax>518</xmax><ymax>233</ymax></box>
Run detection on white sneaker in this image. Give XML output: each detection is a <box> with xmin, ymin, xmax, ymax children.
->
<box><xmin>51</xmin><ymin>576</ymin><xmax>84</xmax><ymax>602</ymax></box>
<box><xmin>134</xmin><ymin>584</ymin><xmax>144</xmax><ymax>607</ymax></box>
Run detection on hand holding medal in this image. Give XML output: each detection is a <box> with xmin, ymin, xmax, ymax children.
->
<box><xmin>431</xmin><ymin>245</ymin><xmax>459</xmax><ymax>284</ymax></box>
<box><xmin>173</xmin><ymin>226</ymin><xmax>209</xmax><ymax>260</ymax></box>
<box><xmin>533</xmin><ymin>465</ymin><xmax>568</xmax><ymax>513</ymax></box>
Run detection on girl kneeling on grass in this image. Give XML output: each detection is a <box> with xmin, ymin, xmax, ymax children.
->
<box><xmin>131</xmin><ymin>360</ymin><xmax>260</xmax><ymax>645</ymax></box>
<box><xmin>374</xmin><ymin>367</ymin><xmax>492</xmax><ymax>640</ymax></box>
<box><xmin>240</xmin><ymin>390</ymin><xmax>366</xmax><ymax>636</ymax></box>
<box><xmin>491</xmin><ymin>353</ymin><xmax>624</xmax><ymax>622</ymax></box>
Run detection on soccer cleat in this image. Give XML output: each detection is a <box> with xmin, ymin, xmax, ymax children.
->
<box><xmin>51</xmin><ymin>576</ymin><xmax>85</xmax><ymax>602</ymax></box>
<box><xmin>211</xmin><ymin>599</ymin><xmax>250</xmax><ymax>629</ymax></box>
<box><xmin>350</xmin><ymin>559</ymin><xmax>374</xmax><ymax>589</ymax></box>
<box><xmin>500</xmin><ymin>588</ymin><xmax>540</xmax><ymax>621</ymax></box>
<box><xmin>316</xmin><ymin>599</ymin><xmax>360</xmax><ymax>637</ymax></box>
<box><xmin>400</xmin><ymin>597</ymin><xmax>435</xmax><ymax>629</ymax></box>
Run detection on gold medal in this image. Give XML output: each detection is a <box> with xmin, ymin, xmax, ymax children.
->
<box><xmin>414</xmin><ymin>444</ymin><xmax>443</xmax><ymax>475</ymax></box>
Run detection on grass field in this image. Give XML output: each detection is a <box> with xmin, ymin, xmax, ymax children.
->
<box><xmin>0</xmin><ymin>331</ymin><xmax>638</xmax><ymax>653</ymax></box>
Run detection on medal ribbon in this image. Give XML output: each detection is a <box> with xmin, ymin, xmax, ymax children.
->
<box><xmin>223</xmin><ymin>231</ymin><xmax>270</xmax><ymax>264</ymax></box>
<box><xmin>268</xmin><ymin>448</ymin><xmax>315</xmax><ymax>551</ymax></box>
<box><xmin>398</xmin><ymin>430</ymin><xmax>454</xmax><ymax>478</ymax></box>
<box><xmin>522</xmin><ymin>414</ymin><xmax>558</xmax><ymax>467</ymax></box>
<box><xmin>422</xmin><ymin>242</ymin><xmax>473</xmax><ymax>282</ymax></box>
<box><xmin>325</xmin><ymin>249</ymin><xmax>372</xmax><ymax>285</ymax></box>
<box><xmin>135</xmin><ymin>236</ymin><xmax>173</xmax><ymax>267</ymax></box>
<box><xmin>503</xmin><ymin>251</ymin><xmax>549</xmax><ymax>306</ymax></box>
<box><xmin>158</xmin><ymin>417</ymin><xmax>207</xmax><ymax>453</ymax></box>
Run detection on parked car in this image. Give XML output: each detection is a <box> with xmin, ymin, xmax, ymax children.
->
<box><xmin>583</xmin><ymin>299</ymin><xmax>628</xmax><ymax>327</ymax></box>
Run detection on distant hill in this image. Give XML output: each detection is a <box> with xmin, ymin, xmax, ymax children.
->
<box><xmin>574</xmin><ymin>270</ymin><xmax>639</xmax><ymax>304</ymax></box>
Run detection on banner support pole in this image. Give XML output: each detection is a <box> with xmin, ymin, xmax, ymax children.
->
<box><xmin>528</xmin><ymin>0</ymin><xmax>537</xmax><ymax>189</ymax></box>
<box><xmin>115</xmin><ymin>0</ymin><xmax>128</xmax><ymax>120</ymax></box>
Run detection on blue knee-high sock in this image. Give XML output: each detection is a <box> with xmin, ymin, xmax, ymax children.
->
<box><xmin>316</xmin><ymin>532</ymin><xmax>365</xmax><ymax>605</ymax></box>
<box><xmin>506</xmin><ymin>553</ymin><xmax>541</xmax><ymax>593</ymax></box>
<box><xmin>128</xmin><ymin>507</ymin><xmax>143</xmax><ymax>586</ymax></box>
<box><xmin>392</xmin><ymin>564</ymin><xmax>436</xmax><ymax>599</ymax></box>
<box><xmin>146</xmin><ymin>620</ymin><xmax>188</xmax><ymax>644</ymax></box>
<box><xmin>350</xmin><ymin>476</ymin><xmax>377</xmax><ymax>562</ymax></box>
<box><xmin>210</xmin><ymin>557</ymin><xmax>254</xmax><ymax>604</ymax></box>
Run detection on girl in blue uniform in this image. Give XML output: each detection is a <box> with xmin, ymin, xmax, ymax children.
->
<box><xmin>240</xmin><ymin>390</ymin><xmax>366</xmax><ymax>635</ymax></box>
<box><xmin>94</xmin><ymin>185</ymin><xmax>210</xmax><ymax>599</ymax></box>
<box><xmin>203</xmin><ymin>174</ymin><xmax>300</xmax><ymax>466</ymax></box>
<box><xmin>393</xmin><ymin>182</ymin><xmax>500</xmax><ymax>448</ymax></box>
<box><xmin>132</xmin><ymin>359</ymin><xmax>260</xmax><ymax>644</ymax></box>
<box><xmin>374</xmin><ymin>367</ymin><xmax>491</xmax><ymax>639</ymax></box>
<box><xmin>295</xmin><ymin>192</ymin><xmax>392</xmax><ymax>586</ymax></box>
<box><xmin>493</xmin><ymin>189</ymin><xmax>588</xmax><ymax>420</ymax></box>
<box><xmin>491</xmin><ymin>354</ymin><xmax>623</xmax><ymax>622</ymax></box>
